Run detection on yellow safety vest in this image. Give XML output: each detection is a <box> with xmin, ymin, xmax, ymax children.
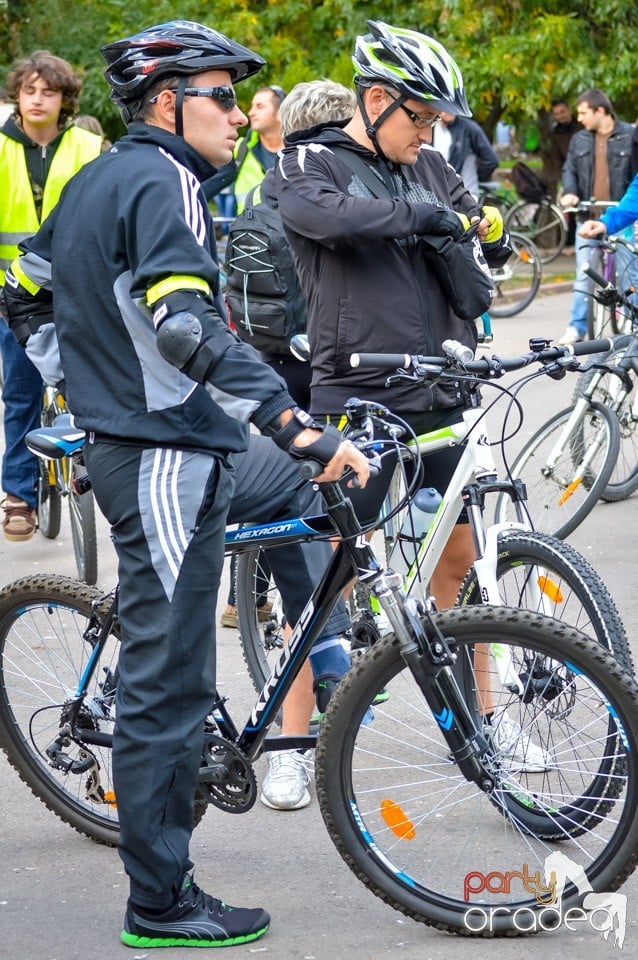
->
<box><xmin>0</xmin><ymin>125</ymin><xmax>102</xmax><ymax>277</ymax></box>
<box><xmin>234</xmin><ymin>131</ymin><xmax>270</xmax><ymax>214</ymax></box>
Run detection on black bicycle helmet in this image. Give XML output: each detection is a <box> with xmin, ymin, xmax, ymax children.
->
<box><xmin>101</xmin><ymin>20</ymin><xmax>265</xmax><ymax>123</ymax></box>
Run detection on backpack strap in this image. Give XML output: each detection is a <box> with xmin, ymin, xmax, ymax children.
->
<box><xmin>234</xmin><ymin>134</ymin><xmax>251</xmax><ymax>173</ymax></box>
<box><xmin>330</xmin><ymin>146</ymin><xmax>395</xmax><ymax>199</ymax></box>
<box><xmin>243</xmin><ymin>184</ymin><xmax>259</xmax><ymax>213</ymax></box>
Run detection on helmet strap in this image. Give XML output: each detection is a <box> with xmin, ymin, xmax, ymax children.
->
<box><xmin>174</xmin><ymin>75</ymin><xmax>188</xmax><ymax>138</ymax></box>
<box><xmin>356</xmin><ymin>84</ymin><xmax>402</xmax><ymax>191</ymax></box>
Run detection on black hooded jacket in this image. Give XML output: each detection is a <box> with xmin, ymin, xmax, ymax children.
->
<box><xmin>275</xmin><ymin>122</ymin><xmax>492</xmax><ymax>414</ymax></box>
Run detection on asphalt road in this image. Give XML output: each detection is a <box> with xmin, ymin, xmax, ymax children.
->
<box><xmin>0</xmin><ymin>290</ymin><xmax>636</xmax><ymax>960</ymax></box>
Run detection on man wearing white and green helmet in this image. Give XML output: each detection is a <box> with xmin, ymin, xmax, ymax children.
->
<box><xmin>276</xmin><ymin>21</ymin><xmax>511</xmax><ymax>613</ymax></box>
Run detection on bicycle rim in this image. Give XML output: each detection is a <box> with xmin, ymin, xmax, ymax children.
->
<box><xmin>316</xmin><ymin>606</ymin><xmax>638</xmax><ymax>935</ymax></box>
<box><xmin>490</xmin><ymin>232</ymin><xmax>542</xmax><ymax>318</ymax></box>
<box><xmin>236</xmin><ymin>548</ymin><xmax>285</xmax><ymax>690</ymax></box>
<box><xmin>0</xmin><ymin>575</ymin><xmax>120</xmax><ymax>845</ymax></box>
<box><xmin>505</xmin><ymin>201</ymin><xmax>565</xmax><ymax>264</ymax></box>
<box><xmin>496</xmin><ymin>401</ymin><xmax>620</xmax><ymax>538</ymax></box>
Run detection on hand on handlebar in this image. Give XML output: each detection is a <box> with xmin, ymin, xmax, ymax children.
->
<box><xmin>293</xmin><ymin>430</ymin><xmax>370</xmax><ymax>488</ymax></box>
<box><xmin>560</xmin><ymin>193</ymin><xmax>579</xmax><ymax>208</ymax></box>
<box><xmin>579</xmin><ymin>220</ymin><xmax>607</xmax><ymax>239</ymax></box>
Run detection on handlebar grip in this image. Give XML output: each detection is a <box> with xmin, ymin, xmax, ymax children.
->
<box><xmin>571</xmin><ymin>338</ymin><xmax>612</xmax><ymax>356</ymax></box>
<box><xmin>583</xmin><ymin>263</ymin><xmax>609</xmax><ymax>288</ymax></box>
<box><xmin>298</xmin><ymin>458</ymin><xmax>381</xmax><ymax>485</ymax></box>
<box><xmin>298</xmin><ymin>459</ymin><xmax>323</xmax><ymax>480</ymax></box>
<box><xmin>350</xmin><ymin>353</ymin><xmax>410</xmax><ymax>370</ymax></box>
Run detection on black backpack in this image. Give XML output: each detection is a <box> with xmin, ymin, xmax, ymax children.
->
<box><xmin>223</xmin><ymin>185</ymin><xmax>307</xmax><ymax>354</ymax></box>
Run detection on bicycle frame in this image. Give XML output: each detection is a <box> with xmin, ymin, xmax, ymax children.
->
<box><xmin>65</xmin><ymin>476</ymin><xmax>495</xmax><ymax>794</ymax></box>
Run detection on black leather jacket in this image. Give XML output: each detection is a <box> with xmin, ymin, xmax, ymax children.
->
<box><xmin>562</xmin><ymin>121</ymin><xmax>634</xmax><ymax>209</ymax></box>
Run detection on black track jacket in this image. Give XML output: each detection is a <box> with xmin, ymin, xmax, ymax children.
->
<box><xmin>16</xmin><ymin>123</ymin><xmax>292</xmax><ymax>454</ymax></box>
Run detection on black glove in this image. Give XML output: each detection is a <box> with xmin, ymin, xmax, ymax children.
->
<box><xmin>2</xmin><ymin>266</ymin><xmax>53</xmax><ymax>346</ymax></box>
<box><xmin>423</xmin><ymin>208</ymin><xmax>465</xmax><ymax>241</ymax></box>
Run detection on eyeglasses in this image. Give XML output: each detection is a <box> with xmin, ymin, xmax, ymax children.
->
<box><xmin>398</xmin><ymin>103</ymin><xmax>440</xmax><ymax>128</ymax></box>
<box><xmin>149</xmin><ymin>85</ymin><xmax>238</xmax><ymax>111</ymax></box>
<box><xmin>388</xmin><ymin>93</ymin><xmax>440</xmax><ymax>129</ymax></box>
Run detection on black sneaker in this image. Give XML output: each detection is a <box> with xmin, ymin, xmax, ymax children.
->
<box><xmin>121</xmin><ymin>872</ymin><xmax>270</xmax><ymax>948</ymax></box>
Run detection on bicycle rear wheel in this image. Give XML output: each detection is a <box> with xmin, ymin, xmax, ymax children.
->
<box><xmin>494</xmin><ymin>400</ymin><xmax>620</xmax><ymax>538</ymax></box>
<box><xmin>37</xmin><ymin>458</ymin><xmax>62</xmax><ymax>539</ymax></box>
<box><xmin>317</xmin><ymin>606</ymin><xmax>638</xmax><ymax>935</ymax></box>
<box><xmin>69</xmin><ymin>463</ymin><xmax>98</xmax><ymax>584</ymax></box>
<box><xmin>457</xmin><ymin>529</ymin><xmax>633</xmax><ymax>672</ymax></box>
<box><xmin>572</xmin><ymin>334</ymin><xmax>638</xmax><ymax>502</ymax></box>
<box><xmin>489</xmin><ymin>232</ymin><xmax>542</xmax><ymax>317</ymax></box>
<box><xmin>0</xmin><ymin>575</ymin><xmax>120</xmax><ymax>845</ymax></box>
<box><xmin>504</xmin><ymin>200</ymin><xmax>566</xmax><ymax>264</ymax></box>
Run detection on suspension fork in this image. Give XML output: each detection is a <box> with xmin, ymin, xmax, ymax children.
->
<box><xmin>382</xmin><ymin>593</ymin><xmax>495</xmax><ymax>792</ymax></box>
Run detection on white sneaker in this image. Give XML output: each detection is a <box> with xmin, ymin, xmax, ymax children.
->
<box><xmin>260</xmin><ymin>749</ymin><xmax>313</xmax><ymax>810</ymax></box>
<box><xmin>486</xmin><ymin>711</ymin><xmax>551</xmax><ymax>773</ymax></box>
<box><xmin>557</xmin><ymin>326</ymin><xmax>583</xmax><ymax>345</ymax></box>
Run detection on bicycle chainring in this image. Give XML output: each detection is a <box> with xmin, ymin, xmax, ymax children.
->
<box><xmin>197</xmin><ymin>734</ymin><xmax>256</xmax><ymax>813</ymax></box>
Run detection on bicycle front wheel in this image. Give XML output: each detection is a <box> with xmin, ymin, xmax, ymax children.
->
<box><xmin>489</xmin><ymin>232</ymin><xmax>542</xmax><ymax>317</ymax></box>
<box><xmin>0</xmin><ymin>575</ymin><xmax>120</xmax><ymax>845</ymax></box>
<box><xmin>504</xmin><ymin>200</ymin><xmax>566</xmax><ymax>264</ymax></box>
<box><xmin>572</xmin><ymin>335</ymin><xmax>638</xmax><ymax>502</ymax></box>
<box><xmin>317</xmin><ymin>606</ymin><xmax>638</xmax><ymax>936</ymax></box>
<box><xmin>69</xmin><ymin>464</ymin><xmax>98</xmax><ymax>585</ymax></box>
<box><xmin>495</xmin><ymin>400</ymin><xmax>620</xmax><ymax>538</ymax></box>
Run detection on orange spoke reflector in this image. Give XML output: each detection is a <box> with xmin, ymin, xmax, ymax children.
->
<box><xmin>520</xmin><ymin>251</ymin><xmax>532</xmax><ymax>263</ymax></box>
<box><xmin>380</xmin><ymin>799</ymin><xmax>416</xmax><ymax>839</ymax></box>
<box><xmin>537</xmin><ymin>576</ymin><xmax>564</xmax><ymax>604</ymax></box>
<box><xmin>103</xmin><ymin>790</ymin><xmax>117</xmax><ymax>807</ymax></box>
<box><xmin>557</xmin><ymin>477</ymin><xmax>582</xmax><ymax>504</ymax></box>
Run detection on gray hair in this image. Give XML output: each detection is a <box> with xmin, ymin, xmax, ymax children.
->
<box><xmin>279</xmin><ymin>79</ymin><xmax>355</xmax><ymax>138</ymax></box>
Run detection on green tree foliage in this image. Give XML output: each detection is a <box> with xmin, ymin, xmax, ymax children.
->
<box><xmin>0</xmin><ymin>0</ymin><xmax>636</xmax><ymax>143</ymax></box>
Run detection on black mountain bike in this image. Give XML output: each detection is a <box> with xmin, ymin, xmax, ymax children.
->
<box><xmin>1</xmin><ymin>382</ymin><xmax>638</xmax><ymax>935</ymax></box>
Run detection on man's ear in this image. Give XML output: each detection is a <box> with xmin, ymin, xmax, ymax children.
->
<box><xmin>365</xmin><ymin>84</ymin><xmax>390</xmax><ymax>120</ymax></box>
<box><xmin>153</xmin><ymin>88</ymin><xmax>176</xmax><ymax>127</ymax></box>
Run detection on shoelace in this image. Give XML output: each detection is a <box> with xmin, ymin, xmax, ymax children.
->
<box><xmin>269</xmin><ymin>750</ymin><xmax>313</xmax><ymax>780</ymax></box>
<box><xmin>179</xmin><ymin>877</ymin><xmax>227</xmax><ymax>917</ymax></box>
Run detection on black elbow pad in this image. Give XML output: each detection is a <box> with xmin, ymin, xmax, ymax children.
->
<box><xmin>155</xmin><ymin>310</ymin><xmax>203</xmax><ymax>369</ymax></box>
<box><xmin>153</xmin><ymin>291</ymin><xmax>224</xmax><ymax>383</ymax></box>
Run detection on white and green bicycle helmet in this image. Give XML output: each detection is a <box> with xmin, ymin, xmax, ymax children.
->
<box><xmin>353</xmin><ymin>20</ymin><xmax>471</xmax><ymax>117</ymax></box>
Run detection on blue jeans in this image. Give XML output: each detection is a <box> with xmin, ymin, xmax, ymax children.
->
<box><xmin>571</xmin><ymin>227</ymin><xmax>638</xmax><ymax>338</ymax></box>
<box><xmin>570</xmin><ymin>232</ymin><xmax>595</xmax><ymax>337</ymax></box>
<box><xmin>0</xmin><ymin>322</ymin><xmax>42</xmax><ymax>507</ymax></box>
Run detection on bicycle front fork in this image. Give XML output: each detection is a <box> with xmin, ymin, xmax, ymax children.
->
<box><xmin>375</xmin><ymin>576</ymin><xmax>495</xmax><ymax>792</ymax></box>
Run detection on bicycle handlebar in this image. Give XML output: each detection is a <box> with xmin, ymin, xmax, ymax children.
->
<box><xmin>350</xmin><ymin>338</ymin><xmax>612</xmax><ymax>376</ymax></box>
<box><xmin>583</xmin><ymin>263</ymin><xmax>609</xmax><ymax>289</ymax></box>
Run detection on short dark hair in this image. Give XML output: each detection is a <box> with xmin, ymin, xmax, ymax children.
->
<box><xmin>130</xmin><ymin>76</ymin><xmax>178</xmax><ymax>123</ymax></box>
<box><xmin>6</xmin><ymin>50</ymin><xmax>82</xmax><ymax>127</ymax></box>
<box><xmin>551</xmin><ymin>98</ymin><xmax>570</xmax><ymax>109</ymax></box>
<box><xmin>256</xmin><ymin>85</ymin><xmax>286</xmax><ymax>109</ymax></box>
<box><xmin>576</xmin><ymin>88</ymin><xmax>613</xmax><ymax>115</ymax></box>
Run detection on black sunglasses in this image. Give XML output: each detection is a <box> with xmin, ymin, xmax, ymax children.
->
<box><xmin>149</xmin><ymin>85</ymin><xmax>238</xmax><ymax>111</ymax></box>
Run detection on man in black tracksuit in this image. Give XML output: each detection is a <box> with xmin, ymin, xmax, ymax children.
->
<box><xmin>1</xmin><ymin>21</ymin><xmax>367</xmax><ymax>950</ymax></box>
<box><xmin>276</xmin><ymin>21</ymin><xmax>510</xmax><ymax>612</ymax></box>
